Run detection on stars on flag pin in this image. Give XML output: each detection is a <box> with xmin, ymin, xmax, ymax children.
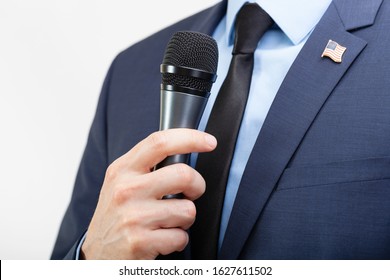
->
<box><xmin>321</xmin><ymin>40</ymin><xmax>346</xmax><ymax>63</ymax></box>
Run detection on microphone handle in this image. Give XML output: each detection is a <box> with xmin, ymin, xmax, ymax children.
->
<box><xmin>156</xmin><ymin>88</ymin><xmax>208</xmax><ymax>198</ymax></box>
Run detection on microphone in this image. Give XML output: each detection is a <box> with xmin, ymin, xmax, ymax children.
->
<box><xmin>155</xmin><ymin>31</ymin><xmax>218</xmax><ymax>197</ymax></box>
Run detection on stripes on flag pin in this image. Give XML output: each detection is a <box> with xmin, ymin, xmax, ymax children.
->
<box><xmin>321</xmin><ymin>40</ymin><xmax>346</xmax><ymax>63</ymax></box>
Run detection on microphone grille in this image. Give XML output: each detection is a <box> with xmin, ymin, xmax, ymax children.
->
<box><xmin>162</xmin><ymin>31</ymin><xmax>218</xmax><ymax>92</ymax></box>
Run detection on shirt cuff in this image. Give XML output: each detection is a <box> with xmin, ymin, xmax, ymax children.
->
<box><xmin>75</xmin><ymin>232</ymin><xmax>87</xmax><ymax>260</ymax></box>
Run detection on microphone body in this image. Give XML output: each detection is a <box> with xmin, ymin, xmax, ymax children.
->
<box><xmin>155</xmin><ymin>31</ymin><xmax>218</xmax><ymax>198</ymax></box>
<box><xmin>158</xmin><ymin>88</ymin><xmax>208</xmax><ymax>166</ymax></box>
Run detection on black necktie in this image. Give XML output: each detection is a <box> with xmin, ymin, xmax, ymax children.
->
<box><xmin>191</xmin><ymin>3</ymin><xmax>274</xmax><ymax>259</ymax></box>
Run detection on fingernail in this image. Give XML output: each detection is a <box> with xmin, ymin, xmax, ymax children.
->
<box><xmin>205</xmin><ymin>134</ymin><xmax>217</xmax><ymax>148</ymax></box>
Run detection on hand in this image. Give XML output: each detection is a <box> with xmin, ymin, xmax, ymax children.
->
<box><xmin>80</xmin><ymin>128</ymin><xmax>217</xmax><ymax>259</ymax></box>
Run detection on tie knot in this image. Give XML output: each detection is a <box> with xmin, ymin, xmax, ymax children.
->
<box><xmin>233</xmin><ymin>3</ymin><xmax>274</xmax><ymax>55</ymax></box>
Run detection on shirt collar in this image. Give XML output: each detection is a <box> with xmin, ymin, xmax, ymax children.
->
<box><xmin>226</xmin><ymin>0</ymin><xmax>332</xmax><ymax>45</ymax></box>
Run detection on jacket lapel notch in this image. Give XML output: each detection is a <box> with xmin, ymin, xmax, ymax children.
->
<box><xmin>333</xmin><ymin>0</ymin><xmax>383</xmax><ymax>31</ymax></box>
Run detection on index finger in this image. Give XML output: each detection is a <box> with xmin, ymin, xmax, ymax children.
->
<box><xmin>122</xmin><ymin>128</ymin><xmax>217</xmax><ymax>173</ymax></box>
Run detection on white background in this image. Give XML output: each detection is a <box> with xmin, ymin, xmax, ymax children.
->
<box><xmin>0</xmin><ymin>0</ymin><xmax>219</xmax><ymax>259</ymax></box>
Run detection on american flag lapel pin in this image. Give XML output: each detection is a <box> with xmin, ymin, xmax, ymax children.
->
<box><xmin>321</xmin><ymin>40</ymin><xmax>346</xmax><ymax>63</ymax></box>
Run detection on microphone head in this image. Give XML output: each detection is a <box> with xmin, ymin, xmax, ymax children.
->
<box><xmin>161</xmin><ymin>31</ymin><xmax>218</xmax><ymax>93</ymax></box>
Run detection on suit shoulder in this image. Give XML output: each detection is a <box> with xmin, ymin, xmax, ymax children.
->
<box><xmin>114</xmin><ymin>1</ymin><xmax>226</xmax><ymax>67</ymax></box>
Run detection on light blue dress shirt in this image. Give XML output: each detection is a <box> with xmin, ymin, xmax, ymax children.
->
<box><xmin>190</xmin><ymin>0</ymin><xmax>332</xmax><ymax>250</ymax></box>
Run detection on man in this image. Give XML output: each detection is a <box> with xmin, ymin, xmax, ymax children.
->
<box><xmin>52</xmin><ymin>0</ymin><xmax>390</xmax><ymax>259</ymax></box>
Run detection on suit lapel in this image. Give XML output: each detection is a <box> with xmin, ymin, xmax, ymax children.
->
<box><xmin>219</xmin><ymin>0</ymin><xmax>381</xmax><ymax>259</ymax></box>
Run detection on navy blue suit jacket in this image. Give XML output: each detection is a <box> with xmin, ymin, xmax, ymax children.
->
<box><xmin>52</xmin><ymin>0</ymin><xmax>390</xmax><ymax>259</ymax></box>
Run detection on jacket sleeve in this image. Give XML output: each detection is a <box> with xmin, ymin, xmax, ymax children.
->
<box><xmin>50</xmin><ymin>56</ymin><xmax>118</xmax><ymax>260</ymax></box>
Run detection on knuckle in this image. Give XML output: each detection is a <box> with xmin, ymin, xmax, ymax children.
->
<box><xmin>112</xmin><ymin>181</ymin><xmax>144</xmax><ymax>205</ymax></box>
<box><xmin>105</xmin><ymin>162</ymin><xmax>119</xmax><ymax>181</ymax></box>
<box><xmin>126</xmin><ymin>231</ymin><xmax>157</xmax><ymax>259</ymax></box>
<box><xmin>148</xmin><ymin>131</ymin><xmax>168</xmax><ymax>154</ymax></box>
<box><xmin>112</xmin><ymin>187</ymin><xmax>127</xmax><ymax>205</ymax></box>
<box><xmin>174</xmin><ymin>230</ymin><xmax>189</xmax><ymax>251</ymax></box>
<box><xmin>182</xmin><ymin>200</ymin><xmax>196</xmax><ymax>220</ymax></box>
<box><xmin>122</xmin><ymin>214</ymin><xmax>142</xmax><ymax>236</ymax></box>
<box><xmin>175</xmin><ymin>164</ymin><xmax>195</xmax><ymax>185</ymax></box>
<box><xmin>127</xmin><ymin>234</ymin><xmax>143</xmax><ymax>255</ymax></box>
<box><xmin>188</xmin><ymin>129</ymin><xmax>200</xmax><ymax>146</ymax></box>
<box><xmin>198</xmin><ymin>175</ymin><xmax>206</xmax><ymax>195</ymax></box>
